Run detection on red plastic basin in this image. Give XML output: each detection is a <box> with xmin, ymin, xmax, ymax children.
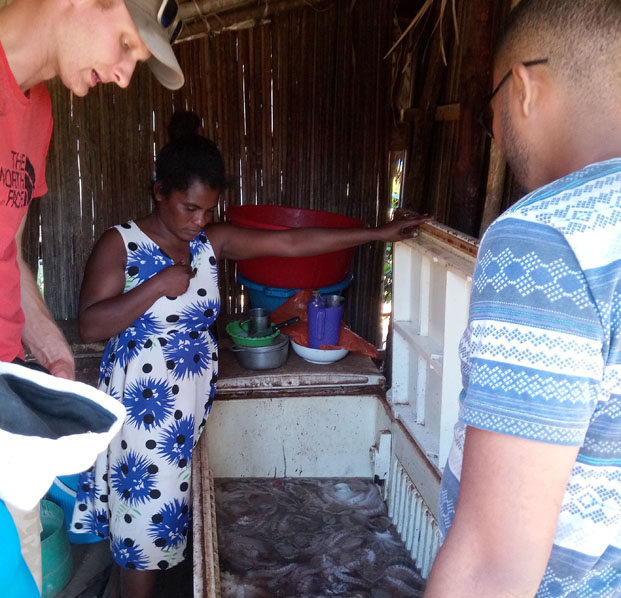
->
<box><xmin>226</xmin><ymin>205</ymin><xmax>365</xmax><ymax>289</ymax></box>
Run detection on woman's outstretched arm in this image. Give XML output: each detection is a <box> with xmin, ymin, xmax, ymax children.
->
<box><xmin>209</xmin><ymin>215</ymin><xmax>428</xmax><ymax>261</ymax></box>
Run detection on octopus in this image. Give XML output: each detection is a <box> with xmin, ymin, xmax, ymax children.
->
<box><xmin>215</xmin><ymin>478</ymin><xmax>425</xmax><ymax>597</ymax></box>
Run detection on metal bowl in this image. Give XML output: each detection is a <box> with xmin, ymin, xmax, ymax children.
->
<box><xmin>230</xmin><ymin>334</ymin><xmax>290</xmax><ymax>370</ymax></box>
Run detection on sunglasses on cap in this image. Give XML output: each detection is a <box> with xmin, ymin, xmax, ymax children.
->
<box><xmin>156</xmin><ymin>0</ymin><xmax>183</xmax><ymax>43</ymax></box>
<box><xmin>157</xmin><ymin>0</ymin><xmax>178</xmax><ymax>29</ymax></box>
<box><xmin>168</xmin><ymin>18</ymin><xmax>183</xmax><ymax>44</ymax></box>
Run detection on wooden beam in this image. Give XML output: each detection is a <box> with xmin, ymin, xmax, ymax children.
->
<box><xmin>178</xmin><ymin>0</ymin><xmax>255</xmax><ymax>21</ymax></box>
<box><xmin>449</xmin><ymin>0</ymin><xmax>495</xmax><ymax>236</ymax></box>
<box><xmin>478</xmin><ymin>142</ymin><xmax>506</xmax><ymax>235</ymax></box>
<box><xmin>177</xmin><ymin>0</ymin><xmax>331</xmax><ymax>42</ymax></box>
<box><xmin>478</xmin><ymin>0</ymin><xmax>515</xmax><ymax>234</ymax></box>
<box><xmin>401</xmin><ymin>14</ymin><xmax>450</xmax><ymax>217</ymax></box>
<box><xmin>435</xmin><ymin>102</ymin><xmax>460</xmax><ymax>122</ymax></box>
<box><xmin>400</xmin><ymin>103</ymin><xmax>461</xmax><ymax>124</ymax></box>
<box><xmin>391</xmin><ymin>122</ymin><xmax>411</xmax><ymax>152</ymax></box>
<box><xmin>178</xmin><ymin>0</ymin><xmax>329</xmax><ymax>25</ymax></box>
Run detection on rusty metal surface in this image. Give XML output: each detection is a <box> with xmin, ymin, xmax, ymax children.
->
<box><xmin>218</xmin><ymin>339</ymin><xmax>385</xmax><ymax>395</ymax></box>
<box><xmin>418</xmin><ymin>220</ymin><xmax>479</xmax><ymax>258</ymax></box>
<box><xmin>192</xmin><ymin>436</ymin><xmax>221</xmax><ymax>598</ymax></box>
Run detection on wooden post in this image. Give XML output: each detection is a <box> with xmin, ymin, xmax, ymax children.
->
<box><xmin>478</xmin><ymin>142</ymin><xmax>506</xmax><ymax>235</ymax></box>
<box><xmin>401</xmin><ymin>23</ymin><xmax>449</xmax><ymax>215</ymax></box>
<box><xmin>478</xmin><ymin>0</ymin><xmax>521</xmax><ymax>235</ymax></box>
<box><xmin>449</xmin><ymin>0</ymin><xmax>494</xmax><ymax>237</ymax></box>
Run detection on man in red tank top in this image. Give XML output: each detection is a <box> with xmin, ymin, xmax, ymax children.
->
<box><xmin>0</xmin><ymin>1</ymin><xmax>185</xmax><ymax>593</ymax></box>
<box><xmin>0</xmin><ymin>0</ymin><xmax>184</xmax><ymax>376</ymax></box>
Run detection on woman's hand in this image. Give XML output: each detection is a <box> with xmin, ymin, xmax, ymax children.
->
<box><xmin>155</xmin><ymin>264</ymin><xmax>195</xmax><ymax>297</ymax></box>
<box><xmin>79</xmin><ymin>230</ymin><xmax>197</xmax><ymax>343</ymax></box>
<box><xmin>375</xmin><ymin>214</ymin><xmax>430</xmax><ymax>242</ymax></box>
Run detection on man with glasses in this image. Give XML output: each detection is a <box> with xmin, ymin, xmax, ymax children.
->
<box><xmin>425</xmin><ymin>0</ymin><xmax>621</xmax><ymax>596</ymax></box>
<box><xmin>0</xmin><ymin>0</ymin><xmax>184</xmax><ymax>594</ymax></box>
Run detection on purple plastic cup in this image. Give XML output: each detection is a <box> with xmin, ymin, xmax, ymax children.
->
<box><xmin>308</xmin><ymin>295</ymin><xmax>344</xmax><ymax>348</ymax></box>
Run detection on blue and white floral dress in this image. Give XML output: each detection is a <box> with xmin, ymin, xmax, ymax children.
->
<box><xmin>71</xmin><ymin>221</ymin><xmax>220</xmax><ymax>571</ymax></box>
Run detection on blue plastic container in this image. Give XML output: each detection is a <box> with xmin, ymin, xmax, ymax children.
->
<box><xmin>46</xmin><ymin>474</ymin><xmax>104</xmax><ymax>545</ymax></box>
<box><xmin>0</xmin><ymin>500</ymin><xmax>39</xmax><ymax>598</ymax></box>
<box><xmin>238</xmin><ymin>272</ymin><xmax>354</xmax><ymax>312</ymax></box>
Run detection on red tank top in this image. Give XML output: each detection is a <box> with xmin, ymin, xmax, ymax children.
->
<box><xmin>0</xmin><ymin>41</ymin><xmax>53</xmax><ymax>361</ymax></box>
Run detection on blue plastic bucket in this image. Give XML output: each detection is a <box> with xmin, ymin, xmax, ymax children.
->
<box><xmin>40</xmin><ymin>500</ymin><xmax>72</xmax><ymax>598</ymax></box>
<box><xmin>238</xmin><ymin>272</ymin><xmax>354</xmax><ymax>312</ymax></box>
<box><xmin>0</xmin><ymin>500</ymin><xmax>39</xmax><ymax>598</ymax></box>
<box><xmin>46</xmin><ymin>475</ymin><xmax>104</xmax><ymax>545</ymax></box>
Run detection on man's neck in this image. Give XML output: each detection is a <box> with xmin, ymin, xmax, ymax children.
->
<box><xmin>552</xmin><ymin>121</ymin><xmax>621</xmax><ymax>184</ymax></box>
<box><xmin>0</xmin><ymin>0</ymin><xmax>57</xmax><ymax>92</ymax></box>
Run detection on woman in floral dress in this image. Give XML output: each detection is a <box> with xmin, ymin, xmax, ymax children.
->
<box><xmin>71</xmin><ymin>111</ymin><xmax>425</xmax><ymax>598</ymax></box>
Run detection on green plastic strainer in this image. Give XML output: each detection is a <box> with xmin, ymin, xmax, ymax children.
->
<box><xmin>226</xmin><ymin>320</ymin><xmax>280</xmax><ymax>347</ymax></box>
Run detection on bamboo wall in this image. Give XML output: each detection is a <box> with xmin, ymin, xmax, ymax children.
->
<box><xmin>24</xmin><ymin>0</ymin><xmax>393</xmax><ymax>346</ymax></box>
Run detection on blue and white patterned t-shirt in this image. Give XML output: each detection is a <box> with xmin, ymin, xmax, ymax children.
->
<box><xmin>439</xmin><ymin>158</ymin><xmax>621</xmax><ymax>597</ymax></box>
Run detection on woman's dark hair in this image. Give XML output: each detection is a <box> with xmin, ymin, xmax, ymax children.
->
<box><xmin>154</xmin><ymin>111</ymin><xmax>227</xmax><ymax>198</ymax></box>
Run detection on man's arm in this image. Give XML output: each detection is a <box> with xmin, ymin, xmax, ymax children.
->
<box><xmin>424</xmin><ymin>426</ymin><xmax>579</xmax><ymax>598</ymax></box>
<box><xmin>16</xmin><ymin>215</ymin><xmax>75</xmax><ymax>379</ymax></box>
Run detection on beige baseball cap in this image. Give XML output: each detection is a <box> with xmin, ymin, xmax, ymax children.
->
<box><xmin>125</xmin><ymin>0</ymin><xmax>185</xmax><ymax>90</ymax></box>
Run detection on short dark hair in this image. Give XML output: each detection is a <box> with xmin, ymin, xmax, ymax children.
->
<box><xmin>154</xmin><ymin>111</ymin><xmax>227</xmax><ymax>198</ymax></box>
<box><xmin>495</xmin><ymin>0</ymin><xmax>621</xmax><ymax>93</ymax></box>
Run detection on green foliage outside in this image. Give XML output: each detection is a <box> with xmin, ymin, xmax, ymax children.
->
<box><xmin>37</xmin><ymin>259</ymin><xmax>44</xmax><ymax>297</ymax></box>
<box><xmin>384</xmin><ymin>241</ymin><xmax>393</xmax><ymax>304</ymax></box>
<box><xmin>383</xmin><ymin>160</ymin><xmax>403</xmax><ymax>304</ymax></box>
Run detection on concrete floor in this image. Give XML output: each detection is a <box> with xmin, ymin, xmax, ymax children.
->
<box><xmin>54</xmin><ymin>537</ymin><xmax>193</xmax><ymax>598</ymax></box>
<box><xmin>54</xmin><ymin>540</ymin><xmax>112</xmax><ymax>598</ymax></box>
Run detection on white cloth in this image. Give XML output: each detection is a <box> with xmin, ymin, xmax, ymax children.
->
<box><xmin>0</xmin><ymin>361</ymin><xmax>126</xmax><ymax>510</ymax></box>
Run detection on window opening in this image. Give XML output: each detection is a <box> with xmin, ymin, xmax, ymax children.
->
<box><xmin>381</xmin><ymin>151</ymin><xmax>405</xmax><ymax>347</ymax></box>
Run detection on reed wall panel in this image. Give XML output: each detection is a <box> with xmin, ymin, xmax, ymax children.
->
<box><xmin>26</xmin><ymin>0</ymin><xmax>393</xmax><ymax>346</ymax></box>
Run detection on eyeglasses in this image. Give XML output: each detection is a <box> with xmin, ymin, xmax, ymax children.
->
<box><xmin>477</xmin><ymin>58</ymin><xmax>549</xmax><ymax>139</ymax></box>
<box><xmin>157</xmin><ymin>0</ymin><xmax>178</xmax><ymax>29</ymax></box>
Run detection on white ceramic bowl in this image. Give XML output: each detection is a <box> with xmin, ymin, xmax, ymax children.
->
<box><xmin>290</xmin><ymin>339</ymin><xmax>349</xmax><ymax>364</ymax></box>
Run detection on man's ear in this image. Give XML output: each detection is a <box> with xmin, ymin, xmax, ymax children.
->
<box><xmin>153</xmin><ymin>180</ymin><xmax>164</xmax><ymax>201</ymax></box>
<box><xmin>511</xmin><ymin>63</ymin><xmax>536</xmax><ymax>118</ymax></box>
